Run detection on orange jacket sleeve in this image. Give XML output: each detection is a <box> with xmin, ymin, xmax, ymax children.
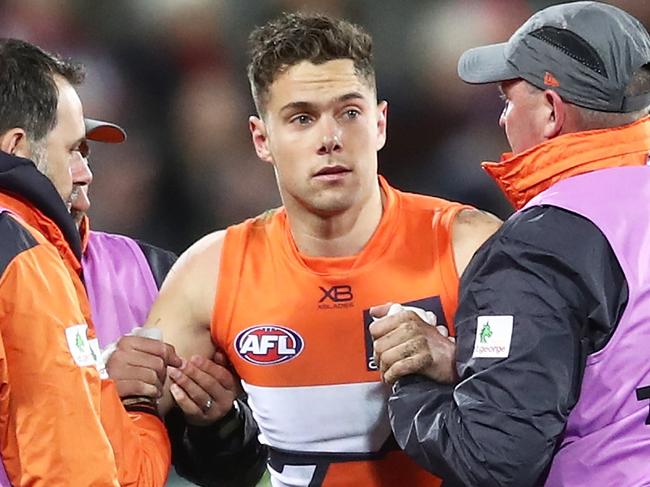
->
<box><xmin>100</xmin><ymin>380</ymin><xmax>171</xmax><ymax>486</ymax></box>
<box><xmin>0</xmin><ymin>244</ymin><xmax>120</xmax><ymax>486</ymax></box>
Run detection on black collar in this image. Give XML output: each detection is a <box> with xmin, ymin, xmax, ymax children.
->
<box><xmin>0</xmin><ymin>151</ymin><xmax>82</xmax><ymax>259</ymax></box>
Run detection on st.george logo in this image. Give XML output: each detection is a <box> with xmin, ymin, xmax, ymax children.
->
<box><xmin>235</xmin><ymin>325</ymin><xmax>304</xmax><ymax>365</ymax></box>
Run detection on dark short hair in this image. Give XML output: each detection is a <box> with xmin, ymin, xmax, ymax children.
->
<box><xmin>247</xmin><ymin>12</ymin><xmax>375</xmax><ymax>115</ymax></box>
<box><xmin>0</xmin><ymin>39</ymin><xmax>85</xmax><ymax>142</ymax></box>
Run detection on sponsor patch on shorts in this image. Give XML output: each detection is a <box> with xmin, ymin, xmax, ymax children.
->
<box><xmin>472</xmin><ymin>315</ymin><xmax>513</xmax><ymax>358</ymax></box>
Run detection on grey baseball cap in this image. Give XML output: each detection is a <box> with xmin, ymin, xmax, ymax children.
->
<box><xmin>458</xmin><ymin>1</ymin><xmax>650</xmax><ymax>112</ymax></box>
<box><xmin>84</xmin><ymin>118</ymin><xmax>127</xmax><ymax>144</ymax></box>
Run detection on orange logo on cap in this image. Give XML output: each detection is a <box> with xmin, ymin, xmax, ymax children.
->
<box><xmin>544</xmin><ymin>72</ymin><xmax>560</xmax><ymax>87</ymax></box>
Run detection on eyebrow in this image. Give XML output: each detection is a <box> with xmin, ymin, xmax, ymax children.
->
<box><xmin>279</xmin><ymin>92</ymin><xmax>367</xmax><ymax>115</ymax></box>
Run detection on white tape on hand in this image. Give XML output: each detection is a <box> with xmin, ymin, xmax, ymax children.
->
<box><xmin>131</xmin><ymin>326</ymin><xmax>163</xmax><ymax>341</ymax></box>
<box><xmin>385</xmin><ymin>303</ymin><xmax>437</xmax><ymax>326</ymax></box>
<box><xmin>100</xmin><ymin>326</ymin><xmax>163</xmax><ymax>375</ymax></box>
<box><xmin>384</xmin><ymin>303</ymin><xmax>452</xmax><ymax>338</ymax></box>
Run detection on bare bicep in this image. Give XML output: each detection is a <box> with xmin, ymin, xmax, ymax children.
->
<box><xmin>145</xmin><ymin>232</ymin><xmax>224</xmax><ymax>361</ymax></box>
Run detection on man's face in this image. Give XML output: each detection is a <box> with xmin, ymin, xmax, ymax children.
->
<box><xmin>69</xmin><ymin>144</ymin><xmax>93</xmax><ymax>227</ymax></box>
<box><xmin>499</xmin><ymin>79</ymin><xmax>549</xmax><ymax>154</ymax></box>
<box><xmin>40</xmin><ymin>76</ymin><xmax>86</xmax><ymax>209</ymax></box>
<box><xmin>251</xmin><ymin>59</ymin><xmax>387</xmax><ymax>217</ymax></box>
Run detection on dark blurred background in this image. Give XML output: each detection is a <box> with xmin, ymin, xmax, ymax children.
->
<box><xmin>3</xmin><ymin>0</ymin><xmax>647</xmax><ymax>254</ymax></box>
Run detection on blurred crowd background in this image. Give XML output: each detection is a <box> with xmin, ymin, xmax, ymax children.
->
<box><xmin>2</xmin><ymin>0</ymin><xmax>648</xmax><ymax>254</ymax></box>
<box><xmin>4</xmin><ymin>1</ymin><xmax>648</xmax><ymax>486</ymax></box>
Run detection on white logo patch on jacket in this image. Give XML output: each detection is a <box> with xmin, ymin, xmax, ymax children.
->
<box><xmin>473</xmin><ymin>315</ymin><xmax>513</xmax><ymax>358</ymax></box>
<box><xmin>65</xmin><ymin>324</ymin><xmax>99</xmax><ymax>368</ymax></box>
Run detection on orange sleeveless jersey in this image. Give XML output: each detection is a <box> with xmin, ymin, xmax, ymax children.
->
<box><xmin>213</xmin><ymin>178</ymin><xmax>469</xmax><ymax>487</ymax></box>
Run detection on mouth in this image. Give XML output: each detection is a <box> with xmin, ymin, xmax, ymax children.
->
<box><xmin>313</xmin><ymin>165</ymin><xmax>352</xmax><ymax>180</ymax></box>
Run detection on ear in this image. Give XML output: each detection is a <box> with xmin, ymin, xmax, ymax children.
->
<box><xmin>542</xmin><ymin>90</ymin><xmax>566</xmax><ymax>140</ymax></box>
<box><xmin>376</xmin><ymin>100</ymin><xmax>388</xmax><ymax>151</ymax></box>
<box><xmin>249</xmin><ymin>115</ymin><xmax>273</xmax><ymax>164</ymax></box>
<box><xmin>0</xmin><ymin>128</ymin><xmax>30</xmax><ymax>158</ymax></box>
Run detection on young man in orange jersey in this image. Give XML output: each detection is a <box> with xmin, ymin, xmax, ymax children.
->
<box><xmin>110</xmin><ymin>12</ymin><xmax>500</xmax><ymax>486</ymax></box>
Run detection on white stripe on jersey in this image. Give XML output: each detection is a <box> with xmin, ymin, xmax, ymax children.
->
<box><xmin>242</xmin><ymin>380</ymin><xmax>392</xmax><ymax>453</ymax></box>
<box><xmin>268</xmin><ymin>464</ymin><xmax>317</xmax><ymax>487</ymax></box>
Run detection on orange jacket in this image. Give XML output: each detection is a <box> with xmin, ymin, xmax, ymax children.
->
<box><xmin>482</xmin><ymin>116</ymin><xmax>650</xmax><ymax>209</ymax></box>
<box><xmin>0</xmin><ymin>153</ymin><xmax>170</xmax><ymax>486</ymax></box>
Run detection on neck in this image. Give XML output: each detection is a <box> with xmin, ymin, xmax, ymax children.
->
<box><xmin>285</xmin><ymin>182</ymin><xmax>384</xmax><ymax>258</ymax></box>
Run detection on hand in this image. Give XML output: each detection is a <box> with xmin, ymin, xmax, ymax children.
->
<box><xmin>106</xmin><ymin>335</ymin><xmax>182</xmax><ymax>398</ymax></box>
<box><xmin>369</xmin><ymin>303</ymin><xmax>458</xmax><ymax>385</ymax></box>
<box><xmin>168</xmin><ymin>351</ymin><xmax>242</xmax><ymax>427</ymax></box>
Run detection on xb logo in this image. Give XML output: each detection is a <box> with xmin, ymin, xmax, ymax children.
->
<box><xmin>319</xmin><ymin>285</ymin><xmax>353</xmax><ymax>303</ymax></box>
<box><xmin>318</xmin><ymin>285</ymin><xmax>354</xmax><ymax>309</ymax></box>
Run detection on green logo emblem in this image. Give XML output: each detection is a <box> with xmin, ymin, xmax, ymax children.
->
<box><xmin>75</xmin><ymin>331</ymin><xmax>85</xmax><ymax>352</ymax></box>
<box><xmin>479</xmin><ymin>323</ymin><xmax>493</xmax><ymax>344</ymax></box>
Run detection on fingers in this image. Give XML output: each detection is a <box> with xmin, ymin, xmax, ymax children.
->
<box><xmin>169</xmin><ymin>364</ymin><xmax>228</xmax><ymax>412</ymax></box>
<box><xmin>170</xmin><ymin>383</ymin><xmax>204</xmax><ymax>418</ymax></box>
<box><xmin>371</xmin><ymin>311</ymin><xmax>458</xmax><ymax>384</ymax></box>
<box><xmin>115</xmin><ymin>335</ymin><xmax>180</xmax><ymax>371</ymax></box>
<box><xmin>212</xmin><ymin>350</ymin><xmax>228</xmax><ymax>367</ymax></box>
<box><xmin>373</xmin><ymin>318</ymin><xmax>420</xmax><ymax>355</ymax></box>
<box><xmin>120</xmin><ymin>335</ymin><xmax>166</xmax><ymax>355</ymax></box>
<box><xmin>106</xmin><ymin>336</ymin><xmax>181</xmax><ymax>400</ymax></box>
<box><xmin>368</xmin><ymin>309</ymin><xmax>413</xmax><ymax>340</ymax></box>
<box><xmin>116</xmin><ymin>379</ymin><xmax>161</xmax><ymax>398</ymax></box>
<box><xmin>169</xmin><ymin>355</ymin><xmax>240</xmax><ymax>426</ymax></box>
<box><xmin>184</xmin><ymin>356</ymin><xmax>237</xmax><ymax>392</ymax></box>
<box><xmin>377</xmin><ymin>335</ymin><xmax>431</xmax><ymax>375</ymax></box>
<box><xmin>164</xmin><ymin>344</ymin><xmax>183</xmax><ymax>368</ymax></box>
<box><xmin>383</xmin><ymin>353</ymin><xmax>434</xmax><ymax>384</ymax></box>
<box><xmin>369</xmin><ymin>302</ymin><xmax>394</xmax><ymax>320</ymax></box>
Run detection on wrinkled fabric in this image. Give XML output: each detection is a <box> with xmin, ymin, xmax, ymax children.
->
<box><xmin>528</xmin><ymin>167</ymin><xmax>650</xmax><ymax>486</ymax></box>
<box><xmin>390</xmin><ymin>205</ymin><xmax>627</xmax><ymax>486</ymax></box>
<box><xmin>83</xmin><ymin>231</ymin><xmax>159</xmax><ymax>348</ymax></box>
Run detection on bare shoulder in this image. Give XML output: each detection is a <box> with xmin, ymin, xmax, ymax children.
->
<box><xmin>174</xmin><ymin>229</ymin><xmax>227</xmax><ymax>276</ymax></box>
<box><xmin>147</xmin><ymin>230</ymin><xmax>227</xmax><ymax>333</ymax></box>
<box><xmin>451</xmin><ymin>208</ymin><xmax>502</xmax><ymax>277</ymax></box>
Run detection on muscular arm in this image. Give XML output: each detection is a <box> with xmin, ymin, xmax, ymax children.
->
<box><xmin>451</xmin><ymin>208</ymin><xmax>502</xmax><ymax>277</ymax></box>
<box><xmin>144</xmin><ymin>231</ymin><xmax>225</xmax><ymax>416</ymax></box>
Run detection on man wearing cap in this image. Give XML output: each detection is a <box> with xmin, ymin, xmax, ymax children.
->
<box><xmin>81</xmin><ymin>119</ymin><xmax>267</xmax><ymax>487</ymax></box>
<box><xmin>377</xmin><ymin>2</ymin><xmax>650</xmax><ymax>486</ymax></box>
<box><xmin>76</xmin><ymin>118</ymin><xmax>178</xmax><ymax>347</ymax></box>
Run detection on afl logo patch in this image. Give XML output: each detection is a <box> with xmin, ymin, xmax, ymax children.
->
<box><xmin>235</xmin><ymin>325</ymin><xmax>304</xmax><ymax>365</ymax></box>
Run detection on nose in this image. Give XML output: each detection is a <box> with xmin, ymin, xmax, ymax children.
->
<box><xmin>317</xmin><ymin>119</ymin><xmax>343</xmax><ymax>156</ymax></box>
<box><xmin>498</xmin><ymin>102</ymin><xmax>509</xmax><ymax>128</ymax></box>
<box><xmin>71</xmin><ymin>154</ymin><xmax>93</xmax><ymax>187</ymax></box>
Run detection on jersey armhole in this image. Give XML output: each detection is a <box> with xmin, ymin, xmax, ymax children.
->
<box><xmin>432</xmin><ymin>203</ymin><xmax>473</xmax><ymax>335</ymax></box>
<box><xmin>211</xmin><ymin>225</ymin><xmax>248</xmax><ymax>351</ymax></box>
